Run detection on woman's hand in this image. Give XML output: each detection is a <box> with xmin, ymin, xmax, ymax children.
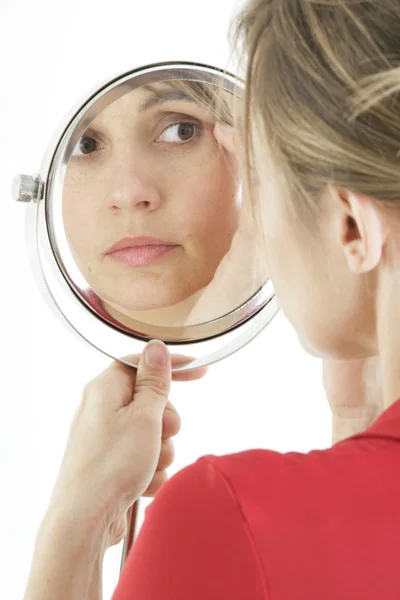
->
<box><xmin>322</xmin><ymin>356</ymin><xmax>384</xmax><ymax>445</ymax></box>
<box><xmin>185</xmin><ymin>123</ymin><xmax>268</xmax><ymax>325</ymax></box>
<box><xmin>23</xmin><ymin>342</ymin><xmax>207</xmax><ymax>600</ymax></box>
<box><xmin>46</xmin><ymin>342</ymin><xmax>207</xmax><ymax>548</ymax></box>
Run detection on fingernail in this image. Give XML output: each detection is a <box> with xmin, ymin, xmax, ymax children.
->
<box><xmin>144</xmin><ymin>340</ymin><xmax>169</xmax><ymax>369</ymax></box>
<box><xmin>215</xmin><ymin>122</ymin><xmax>236</xmax><ymax>153</ymax></box>
<box><xmin>216</xmin><ymin>122</ymin><xmax>234</xmax><ymax>138</ymax></box>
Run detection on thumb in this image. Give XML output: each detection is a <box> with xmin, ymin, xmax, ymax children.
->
<box><xmin>132</xmin><ymin>340</ymin><xmax>172</xmax><ymax>418</ymax></box>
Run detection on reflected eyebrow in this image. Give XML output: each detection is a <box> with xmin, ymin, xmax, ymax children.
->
<box><xmin>138</xmin><ymin>89</ymin><xmax>199</xmax><ymax>112</ymax></box>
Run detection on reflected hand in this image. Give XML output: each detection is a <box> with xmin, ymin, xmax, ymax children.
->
<box><xmin>46</xmin><ymin>343</ymin><xmax>207</xmax><ymax>548</ymax></box>
<box><xmin>323</xmin><ymin>356</ymin><xmax>384</xmax><ymax>445</ymax></box>
<box><xmin>186</xmin><ymin>123</ymin><xmax>267</xmax><ymax>325</ymax></box>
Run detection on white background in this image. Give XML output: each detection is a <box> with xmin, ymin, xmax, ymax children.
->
<box><xmin>0</xmin><ymin>1</ymin><xmax>331</xmax><ymax>598</ymax></box>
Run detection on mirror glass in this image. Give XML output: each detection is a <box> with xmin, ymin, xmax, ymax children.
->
<box><xmin>17</xmin><ymin>63</ymin><xmax>278</xmax><ymax>369</ymax></box>
<box><xmin>52</xmin><ymin>78</ymin><xmax>268</xmax><ymax>338</ymax></box>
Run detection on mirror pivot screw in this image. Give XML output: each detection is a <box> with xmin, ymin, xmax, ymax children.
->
<box><xmin>12</xmin><ymin>174</ymin><xmax>44</xmax><ymax>203</ymax></box>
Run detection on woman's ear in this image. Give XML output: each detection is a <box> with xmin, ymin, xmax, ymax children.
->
<box><xmin>332</xmin><ymin>188</ymin><xmax>389</xmax><ymax>274</ymax></box>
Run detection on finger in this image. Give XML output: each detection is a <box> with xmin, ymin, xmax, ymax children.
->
<box><xmin>213</xmin><ymin>125</ymin><xmax>254</xmax><ymax>236</ymax></box>
<box><xmin>83</xmin><ymin>361</ymin><xmax>136</xmax><ymax>412</ymax></box>
<box><xmin>171</xmin><ymin>356</ymin><xmax>208</xmax><ymax>381</ymax></box>
<box><xmin>172</xmin><ymin>368</ymin><xmax>208</xmax><ymax>382</ymax></box>
<box><xmin>214</xmin><ymin>122</ymin><xmax>245</xmax><ymax>163</ymax></box>
<box><xmin>214</xmin><ymin>122</ymin><xmax>236</xmax><ymax>154</ymax></box>
<box><xmin>170</xmin><ymin>353</ymin><xmax>207</xmax><ymax>371</ymax></box>
<box><xmin>169</xmin><ymin>354</ymin><xmax>208</xmax><ymax>381</ymax></box>
<box><xmin>131</xmin><ymin>340</ymin><xmax>172</xmax><ymax>420</ymax></box>
<box><xmin>157</xmin><ymin>439</ymin><xmax>175</xmax><ymax>471</ymax></box>
<box><xmin>162</xmin><ymin>401</ymin><xmax>181</xmax><ymax>439</ymax></box>
<box><xmin>119</xmin><ymin>352</ymin><xmax>208</xmax><ymax>381</ymax></box>
<box><xmin>142</xmin><ymin>470</ymin><xmax>169</xmax><ymax>498</ymax></box>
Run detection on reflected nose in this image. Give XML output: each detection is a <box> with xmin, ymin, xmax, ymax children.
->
<box><xmin>107</xmin><ymin>162</ymin><xmax>162</xmax><ymax>212</ymax></box>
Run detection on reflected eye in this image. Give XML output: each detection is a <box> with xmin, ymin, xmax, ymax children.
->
<box><xmin>71</xmin><ymin>136</ymin><xmax>98</xmax><ymax>157</ymax></box>
<box><xmin>157</xmin><ymin>123</ymin><xmax>198</xmax><ymax>143</ymax></box>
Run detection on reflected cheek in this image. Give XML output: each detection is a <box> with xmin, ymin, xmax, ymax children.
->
<box><xmin>62</xmin><ymin>192</ymin><xmax>99</xmax><ymax>265</ymax></box>
<box><xmin>176</xmin><ymin>184</ymin><xmax>238</xmax><ymax>275</ymax></box>
<box><xmin>186</xmin><ymin>183</ymin><xmax>238</xmax><ymax>239</ymax></box>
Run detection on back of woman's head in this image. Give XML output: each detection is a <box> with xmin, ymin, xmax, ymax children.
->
<box><xmin>233</xmin><ymin>0</ymin><xmax>400</xmax><ymax>218</ymax></box>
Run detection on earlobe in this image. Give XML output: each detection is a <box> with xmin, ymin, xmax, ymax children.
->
<box><xmin>344</xmin><ymin>239</ymin><xmax>369</xmax><ymax>274</ymax></box>
<box><xmin>335</xmin><ymin>189</ymin><xmax>388</xmax><ymax>274</ymax></box>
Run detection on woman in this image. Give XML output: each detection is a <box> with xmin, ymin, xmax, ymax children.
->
<box><xmin>63</xmin><ymin>80</ymin><xmax>248</xmax><ymax>327</ymax></box>
<box><xmin>23</xmin><ymin>1</ymin><xmax>400</xmax><ymax>598</ymax></box>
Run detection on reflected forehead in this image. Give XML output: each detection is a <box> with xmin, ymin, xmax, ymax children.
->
<box><xmin>88</xmin><ymin>85</ymin><xmax>201</xmax><ymax>129</ymax></box>
<box><xmin>138</xmin><ymin>86</ymin><xmax>199</xmax><ymax>112</ymax></box>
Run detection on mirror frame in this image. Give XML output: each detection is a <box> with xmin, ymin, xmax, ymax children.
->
<box><xmin>22</xmin><ymin>61</ymin><xmax>279</xmax><ymax>371</ymax></box>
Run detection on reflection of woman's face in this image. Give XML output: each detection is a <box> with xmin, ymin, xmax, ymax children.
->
<box><xmin>62</xmin><ymin>85</ymin><xmax>240</xmax><ymax>314</ymax></box>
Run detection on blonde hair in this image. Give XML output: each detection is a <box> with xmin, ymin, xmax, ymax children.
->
<box><xmin>232</xmin><ymin>0</ymin><xmax>400</xmax><ymax>222</ymax></box>
<box><xmin>143</xmin><ymin>80</ymin><xmax>234</xmax><ymax>126</ymax></box>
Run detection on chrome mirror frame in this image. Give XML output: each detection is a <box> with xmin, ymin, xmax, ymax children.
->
<box><xmin>13</xmin><ymin>61</ymin><xmax>279</xmax><ymax>372</ymax></box>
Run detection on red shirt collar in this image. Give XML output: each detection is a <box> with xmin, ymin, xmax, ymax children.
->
<box><xmin>351</xmin><ymin>397</ymin><xmax>400</xmax><ymax>441</ymax></box>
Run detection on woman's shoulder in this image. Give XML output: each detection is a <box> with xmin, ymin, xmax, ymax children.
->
<box><xmin>155</xmin><ymin>420</ymin><xmax>400</xmax><ymax>542</ymax></box>
<box><xmin>117</xmin><ymin>437</ymin><xmax>400</xmax><ymax>600</ymax></box>
<box><xmin>117</xmin><ymin>451</ymin><xmax>269</xmax><ymax>599</ymax></box>
<box><xmin>200</xmin><ymin>396</ymin><xmax>400</xmax><ymax>500</ymax></box>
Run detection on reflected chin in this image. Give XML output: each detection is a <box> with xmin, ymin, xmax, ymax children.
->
<box><xmin>90</xmin><ymin>278</ymin><xmax>201</xmax><ymax>313</ymax></box>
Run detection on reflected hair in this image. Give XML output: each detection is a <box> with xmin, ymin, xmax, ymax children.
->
<box><xmin>142</xmin><ymin>80</ymin><xmax>235</xmax><ymax>127</ymax></box>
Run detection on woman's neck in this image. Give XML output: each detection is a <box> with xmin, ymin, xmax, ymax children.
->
<box><xmin>376</xmin><ymin>262</ymin><xmax>400</xmax><ymax>409</ymax></box>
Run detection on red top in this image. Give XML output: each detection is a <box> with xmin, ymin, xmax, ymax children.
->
<box><xmin>112</xmin><ymin>397</ymin><xmax>400</xmax><ymax>599</ymax></box>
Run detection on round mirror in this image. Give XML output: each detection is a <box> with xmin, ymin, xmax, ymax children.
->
<box><xmin>13</xmin><ymin>62</ymin><xmax>278</xmax><ymax>371</ymax></box>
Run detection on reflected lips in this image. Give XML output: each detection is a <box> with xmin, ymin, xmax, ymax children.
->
<box><xmin>106</xmin><ymin>236</ymin><xmax>178</xmax><ymax>267</ymax></box>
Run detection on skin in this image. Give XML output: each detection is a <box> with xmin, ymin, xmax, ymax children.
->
<box><xmin>185</xmin><ymin>123</ymin><xmax>269</xmax><ymax>323</ymax></box>
<box><xmin>251</xmin><ymin>114</ymin><xmax>400</xmax><ymax>426</ymax></box>
<box><xmin>23</xmin><ymin>92</ymin><xmax>400</xmax><ymax>600</ymax></box>
<box><xmin>23</xmin><ymin>344</ymin><xmax>207</xmax><ymax>600</ymax></box>
<box><xmin>62</xmin><ymin>85</ymin><xmax>240</xmax><ymax>327</ymax></box>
